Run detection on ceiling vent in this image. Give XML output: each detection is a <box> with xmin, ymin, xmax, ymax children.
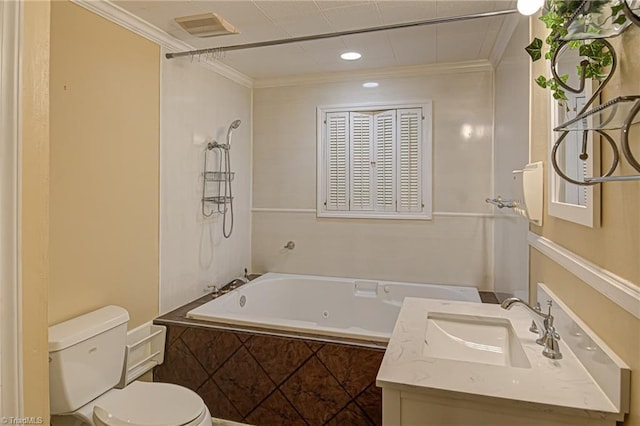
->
<box><xmin>175</xmin><ymin>13</ymin><xmax>239</xmax><ymax>38</ymax></box>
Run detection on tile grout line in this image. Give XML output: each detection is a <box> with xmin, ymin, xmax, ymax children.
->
<box><xmin>314</xmin><ymin>347</ymin><xmax>364</xmax><ymax>424</ymax></box>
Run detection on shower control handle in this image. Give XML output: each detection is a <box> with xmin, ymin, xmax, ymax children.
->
<box><xmin>284</xmin><ymin>241</ymin><xmax>295</xmax><ymax>250</ymax></box>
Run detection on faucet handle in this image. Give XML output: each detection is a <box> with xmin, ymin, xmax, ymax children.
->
<box><xmin>541</xmin><ymin>325</ymin><xmax>562</xmax><ymax>360</ymax></box>
<box><xmin>546</xmin><ymin>299</ymin><xmax>554</xmax><ymax>314</ymax></box>
<box><xmin>205</xmin><ymin>284</ymin><xmax>220</xmax><ymax>296</ymax></box>
<box><xmin>529</xmin><ymin>302</ymin><xmax>542</xmax><ymax>334</ymax></box>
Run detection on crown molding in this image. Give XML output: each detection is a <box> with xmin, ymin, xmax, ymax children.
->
<box><xmin>253</xmin><ymin>60</ymin><xmax>494</xmax><ymax>89</ymax></box>
<box><xmin>528</xmin><ymin>232</ymin><xmax>640</xmax><ymax>319</ymax></box>
<box><xmin>70</xmin><ymin>0</ymin><xmax>253</xmax><ymax>88</ymax></box>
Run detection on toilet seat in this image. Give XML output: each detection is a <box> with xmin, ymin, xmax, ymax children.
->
<box><xmin>89</xmin><ymin>381</ymin><xmax>208</xmax><ymax>426</ymax></box>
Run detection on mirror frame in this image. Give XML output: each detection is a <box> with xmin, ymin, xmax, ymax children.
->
<box><xmin>547</xmin><ymin>77</ymin><xmax>601</xmax><ymax>228</ymax></box>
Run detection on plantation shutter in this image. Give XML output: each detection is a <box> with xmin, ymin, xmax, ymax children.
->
<box><xmin>397</xmin><ymin>108</ymin><xmax>422</xmax><ymax>212</ymax></box>
<box><xmin>325</xmin><ymin>112</ymin><xmax>349</xmax><ymax>210</ymax></box>
<box><xmin>373</xmin><ymin>111</ymin><xmax>396</xmax><ymax>211</ymax></box>
<box><xmin>349</xmin><ymin>112</ymin><xmax>374</xmax><ymax>210</ymax></box>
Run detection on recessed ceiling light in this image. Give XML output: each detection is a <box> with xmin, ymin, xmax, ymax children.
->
<box><xmin>362</xmin><ymin>82</ymin><xmax>379</xmax><ymax>88</ymax></box>
<box><xmin>340</xmin><ymin>51</ymin><xmax>362</xmax><ymax>61</ymax></box>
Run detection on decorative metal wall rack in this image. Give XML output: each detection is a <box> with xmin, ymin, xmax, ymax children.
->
<box><xmin>549</xmin><ymin>0</ymin><xmax>640</xmax><ymax>185</ymax></box>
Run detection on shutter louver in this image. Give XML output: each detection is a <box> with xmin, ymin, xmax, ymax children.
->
<box><xmin>374</xmin><ymin>111</ymin><xmax>396</xmax><ymax>211</ymax></box>
<box><xmin>397</xmin><ymin>108</ymin><xmax>422</xmax><ymax>212</ymax></box>
<box><xmin>350</xmin><ymin>112</ymin><xmax>374</xmax><ymax>210</ymax></box>
<box><xmin>325</xmin><ymin>112</ymin><xmax>349</xmax><ymax>210</ymax></box>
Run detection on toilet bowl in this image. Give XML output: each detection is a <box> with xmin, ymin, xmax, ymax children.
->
<box><xmin>48</xmin><ymin>306</ymin><xmax>212</xmax><ymax>426</ymax></box>
<box><xmin>71</xmin><ymin>382</ymin><xmax>211</xmax><ymax>426</ymax></box>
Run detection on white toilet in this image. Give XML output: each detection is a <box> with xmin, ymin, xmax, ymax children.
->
<box><xmin>49</xmin><ymin>306</ymin><xmax>212</xmax><ymax>426</ymax></box>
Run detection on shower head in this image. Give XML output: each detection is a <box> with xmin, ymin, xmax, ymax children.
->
<box><xmin>226</xmin><ymin>119</ymin><xmax>241</xmax><ymax>147</ymax></box>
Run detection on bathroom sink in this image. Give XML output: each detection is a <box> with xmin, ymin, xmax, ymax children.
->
<box><xmin>423</xmin><ymin>312</ymin><xmax>530</xmax><ymax>368</ymax></box>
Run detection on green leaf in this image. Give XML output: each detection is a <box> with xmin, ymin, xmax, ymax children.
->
<box><xmin>560</xmin><ymin>74</ymin><xmax>569</xmax><ymax>83</ymax></box>
<box><xmin>568</xmin><ymin>40</ymin><xmax>582</xmax><ymax>49</ymax></box>
<box><xmin>535</xmin><ymin>75</ymin><xmax>548</xmax><ymax>88</ymax></box>
<box><xmin>591</xmin><ymin>39</ymin><xmax>606</xmax><ymax>53</ymax></box>
<box><xmin>553</xmin><ymin>89</ymin><xmax>568</xmax><ymax>101</ymax></box>
<box><xmin>579</xmin><ymin>44</ymin><xmax>593</xmax><ymax>57</ymax></box>
<box><xmin>583</xmin><ymin>0</ymin><xmax>607</xmax><ymax>14</ymax></box>
<box><xmin>613</xmin><ymin>15</ymin><xmax>627</xmax><ymax>25</ymax></box>
<box><xmin>540</xmin><ymin>11</ymin><xmax>562</xmax><ymax>28</ymax></box>
<box><xmin>611</xmin><ymin>3</ymin><xmax>625</xmax><ymax>15</ymax></box>
<box><xmin>587</xmin><ymin>25</ymin><xmax>602</xmax><ymax>35</ymax></box>
<box><xmin>525</xmin><ymin>38</ymin><xmax>543</xmax><ymax>61</ymax></box>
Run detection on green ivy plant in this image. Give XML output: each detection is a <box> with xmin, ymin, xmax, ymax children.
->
<box><xmin>525</xmin><ymin>0</ymin><xmax>624</xmax><ymax>102</ymax></box>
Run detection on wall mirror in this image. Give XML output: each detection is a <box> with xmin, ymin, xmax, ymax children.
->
<box><xmin>548</xmin><ymin>45</ymin><xmax>600</xmax><ymax>228</ymax></box>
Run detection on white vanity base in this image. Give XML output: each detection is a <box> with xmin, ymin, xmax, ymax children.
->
<box><xmin>382</xmin><ymin>387</ymin><xmax>620</xmax><ymax>426</ymax></box>
<box><xmin>377</xmin><ymin>287</ymin><xmax>630</xmax><ymax>426</ymax></box>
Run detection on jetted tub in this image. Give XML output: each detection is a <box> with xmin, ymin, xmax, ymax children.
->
<box><xmin>187</xmin><ymin>272</ymin><xmax>481</xmax><ymax>342</ymax></box>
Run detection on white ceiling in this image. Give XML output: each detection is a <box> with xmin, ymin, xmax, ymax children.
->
<box><xmin>113</xmin><ymin>0</ymin><xmax>517</xmax><ymax>80</ymax></box>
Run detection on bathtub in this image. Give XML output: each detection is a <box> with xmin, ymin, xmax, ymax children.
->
<box><xmin>187</xmin><ymin>272</ymin><xmax>481</xmax><ymax>342</ymax></box>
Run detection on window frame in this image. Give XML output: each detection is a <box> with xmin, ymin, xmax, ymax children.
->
<box><xmin>316</xmin><ymin>101</ymin><xmax>432</xmax><ymax>220</ymax></box>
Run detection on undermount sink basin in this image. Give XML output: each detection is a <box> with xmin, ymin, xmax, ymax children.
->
<box><xmin>423</xmin><ymin>313</ymin><xmax>531</xmax><ymax>368</ymax></box>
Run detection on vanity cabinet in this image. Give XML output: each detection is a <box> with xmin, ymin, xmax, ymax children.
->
<box><xmin>376</xmin><ymin>286</ymin><xmax>630</xmax><ymax>426</ymax></box>
<box><xmin>382</xmin><ymin>387</ymin><xmax>620</xmax><ymax>426</ymax></box>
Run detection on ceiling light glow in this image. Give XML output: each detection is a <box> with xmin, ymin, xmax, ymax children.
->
<box><xmin>340</xmin><ymin>51</ymin><xmax>362</xmax><ymax>61</ymax></box>
<box><xmin>517</xmin><ymin>0</ymin><xmax>544</xmax><ymax>16</ymax></box>
<box><xmin>362</xmin><ymin>82</ymin><xmax>379</xmax><ymax>88</ymax></box>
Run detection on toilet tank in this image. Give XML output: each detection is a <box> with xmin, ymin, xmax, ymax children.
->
<box><xmin>49</xmin><ymin>306</ymin><xmax>130</xmax><ymax>414</ymax></box>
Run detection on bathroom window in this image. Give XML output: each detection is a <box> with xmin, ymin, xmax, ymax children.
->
<box><xmin>317</xmin><ymin>102</ymin><xmax>432</xmax><ymax>219</ymax></box>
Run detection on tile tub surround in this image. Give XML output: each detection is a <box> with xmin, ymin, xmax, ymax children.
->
<box><xmin>154</xmin><ymin>323</ymin><xmax>384</xmax><ymax>425</ymax></box>
<box><xmin>154</xmin><ymin>293</ymin><xmax>389</xmax><ymax>425</ymax></box>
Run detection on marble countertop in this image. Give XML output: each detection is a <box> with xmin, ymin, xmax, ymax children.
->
<box><xmin>376</xmin><ymin>297</ymin><xmax>623</xmax><ymax>417</ymax></box>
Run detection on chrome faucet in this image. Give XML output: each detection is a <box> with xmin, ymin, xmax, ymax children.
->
<box><xmin>501</xmin><ymin>298</ymin><xmax>562</xmax><ymax>360</ymax></box>
<box><xmin>227</xmin><ymin>270</ymin><xmax>250</xmax><ymax>290</ymax></box>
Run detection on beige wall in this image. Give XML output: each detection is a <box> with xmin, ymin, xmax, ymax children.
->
<box><xmin>21</xmin><ymin>1</ymin><xmax>51</xmax><ymax>419</ymax></box>
<box><xmin>529</xmin><ymin>17</ymin><xmax>640</xmax><ymax>426</ymax></box>
<box><xmin>49</xmin><ymin>1</ymin><xmax>160</xmax><ymax>328</ymax></box>
<box><xmin>252</xmin><ymin>68</ymin><xmax>496</xmax><ymax>288</ymax></box>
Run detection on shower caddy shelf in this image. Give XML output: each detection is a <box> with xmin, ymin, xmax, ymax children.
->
<box><xmin>202</xmin><ymin>151</ymin><xmax>234</xmax><ymax>215</ymax></box>
<box><xmin>204</xmin><ymin>171</ymin><xmax>235</xmax><ymax>182</ymax></box>
<box><xmin>548</xmin><ymin>0</ymin><xmax>640</xmax><ymax>185</ymax></box>
<box><xmin>203</xmin><ymin>195</ymin><xmax>234</xmax><ymax>205</ymax></box>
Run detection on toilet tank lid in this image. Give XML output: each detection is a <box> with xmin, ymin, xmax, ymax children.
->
<box><xmin>49</xmin><ymin>306</ymin><xmax>130</xmax><ymax>352</ymax></box>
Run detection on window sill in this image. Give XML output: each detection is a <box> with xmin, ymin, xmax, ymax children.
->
<box><xmin>317</xmin><ymin>211</ymin><xmax>432</xmax><ymax>220</ymax></box>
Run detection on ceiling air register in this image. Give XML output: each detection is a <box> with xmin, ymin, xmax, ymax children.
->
<box><xmin>175</xmin><ymin>13</ymin><xmax>239</xmax><ymax>38</ymax></box>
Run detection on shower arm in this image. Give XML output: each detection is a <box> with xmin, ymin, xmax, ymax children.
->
<box><xmin>165</xmin><ymin>9</ymin><xmax>518</xmax><ymax>59</ymax></box>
